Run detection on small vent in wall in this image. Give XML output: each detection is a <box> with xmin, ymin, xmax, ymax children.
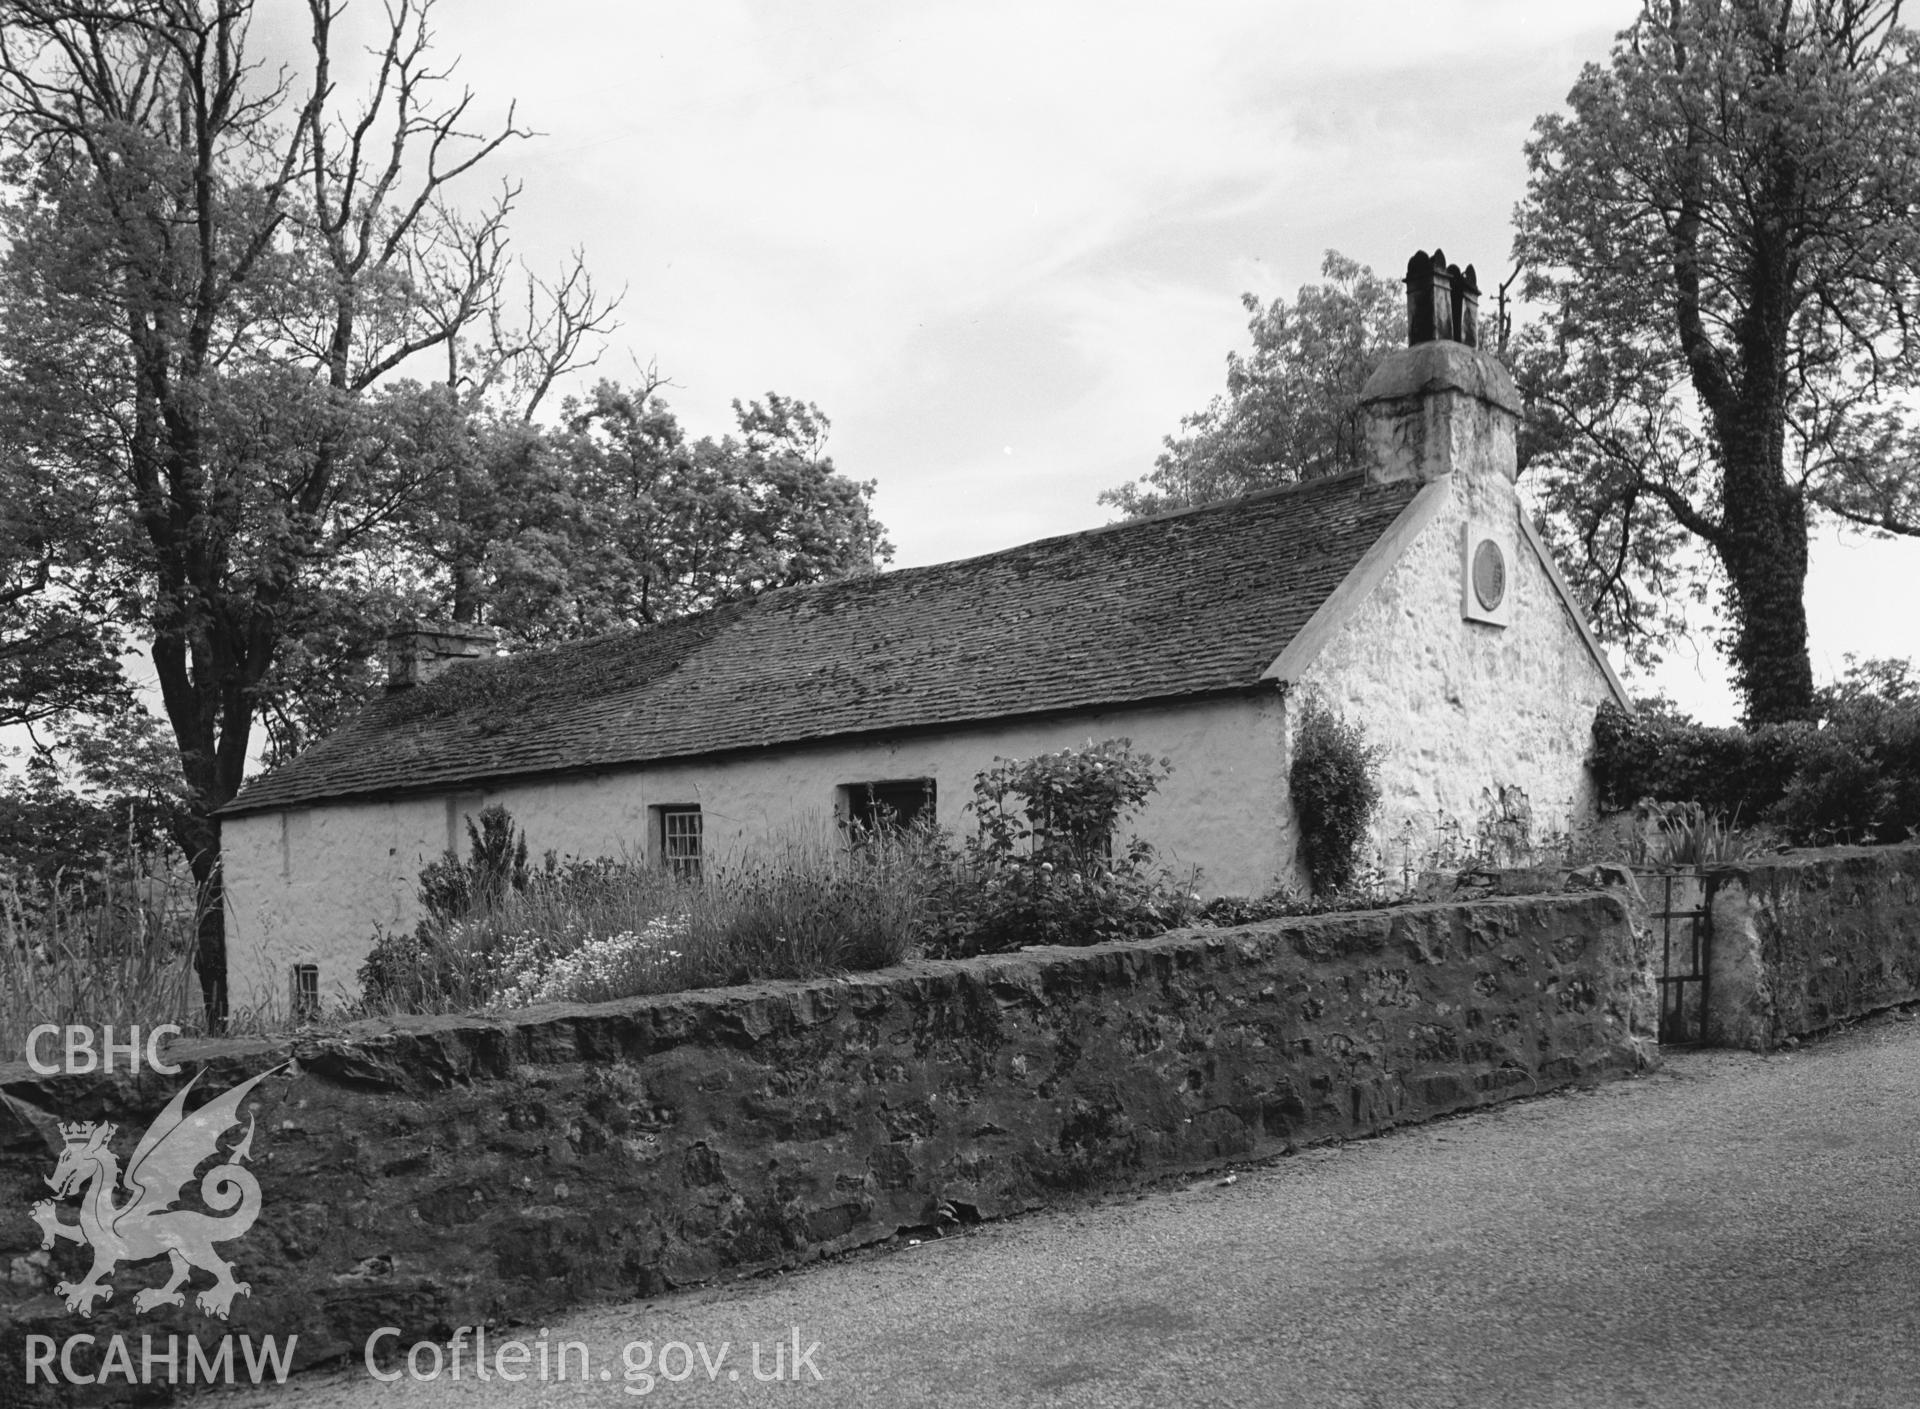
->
<box><xmin>1462</xmin><ymin>524</ymin><xmax>1512</xmax><ymax>627</ymax></box>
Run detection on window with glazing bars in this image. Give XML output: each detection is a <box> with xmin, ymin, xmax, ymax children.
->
<box><xmin>660</xmin><ymin>806</ymin><xmax>703</xmax><ymax>879</ymax></box>
<box><xmin>291</xmin><ymin>963</ymin><xmax>320</xmax><ymax>1021</ymax></box>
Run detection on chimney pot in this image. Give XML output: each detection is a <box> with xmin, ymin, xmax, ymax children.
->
<box><xmin>1451</xmin><ymin>262</ymin><xmax>1482</xmax><ymax>349</ymax></box>
<box><xmin>1405</xmin><ymin>248</ymin><xmax>1457</xmax><ymax>345</ymax></box>
<box><xmin>1405</xmin><ymin>247</ymin><xmax>1488</xmax><ymax>349</ymax></box>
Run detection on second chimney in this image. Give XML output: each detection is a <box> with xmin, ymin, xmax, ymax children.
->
<box><xmin>386</xmin><ymin>619</ymin><xmax>501</xmax><ymax>691</ymax></box>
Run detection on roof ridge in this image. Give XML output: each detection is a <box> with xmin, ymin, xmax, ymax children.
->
<box><xmin>497</xmin><ymin>593</ymin><xmax>754</xmax><ymax>659</ymax></box>
<box><xmin>764</xmin><ymin>468</ymin><xmax>1375</xmax><ymax>594</ymax></box>
<box><xmin>490</xmin><ymin>471</ymin><xmax>1383</xmax><ymax>660</ymax></box>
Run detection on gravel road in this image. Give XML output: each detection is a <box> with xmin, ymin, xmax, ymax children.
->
<box><xmin>193</xmin><ymin>1014</ymin><xmax>1920</xmax><ymax>1409</ymax></box>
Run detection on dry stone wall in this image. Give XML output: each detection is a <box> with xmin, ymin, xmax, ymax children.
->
<box><xmin>1</xmin><ymin>890</ymin><xmax>1653</xmax><ymax>1386</ymax></box>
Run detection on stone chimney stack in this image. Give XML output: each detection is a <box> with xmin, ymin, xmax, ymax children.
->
<box><xmin>386</xmin><ymin>618</ymin><xmax>500</xmax><ymax>691</ymax></box>
<box><xmin>1361</xmin><ymin>246</ymin><xmax>1519</xmax><ymax>490</ymax></box>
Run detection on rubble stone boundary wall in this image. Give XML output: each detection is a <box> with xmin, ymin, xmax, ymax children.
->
<box><xmin>1</xmin><ymin>891</ymin><xmax>1653</xmax><ymax>1383</ymax></box>
<box><xmin>1708</xmin><ymin>843</ymin><xmax>1920</xmax><ymax>1049</ymax></box>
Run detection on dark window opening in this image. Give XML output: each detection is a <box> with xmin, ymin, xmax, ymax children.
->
<box><xmin>842</xmin><ymin>779</ymin><xmax>936</xmax><ymax>838</ymax></box>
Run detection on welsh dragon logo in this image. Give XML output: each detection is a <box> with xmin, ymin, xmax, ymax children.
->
<box><xmin>28</xmin><ymin>1066</ymin><xmax>282</xmax><ymax>1319</ymax></box>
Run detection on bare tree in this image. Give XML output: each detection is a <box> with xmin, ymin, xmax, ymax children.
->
<box><xmin>0</xmin><ymin>0</ymin><xmax>588</xmax><ymax>1020</ymax></box>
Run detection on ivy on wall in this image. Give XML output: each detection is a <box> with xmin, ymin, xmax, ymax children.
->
<box><xmin>1289</xmin><ymin>694</ymin><xmax>1382</xmax><ymax>896</ymax></box>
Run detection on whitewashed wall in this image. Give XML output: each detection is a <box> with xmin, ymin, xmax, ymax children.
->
<box><xmin>1300</xmin><ymin>461</ymin><xmax>1616</xmax><ymax>883</ymax></box>
<box><xmin>223</xmin><ymin>693</ymin><xmax>1291</xmax><ymax>1011</ymax></box>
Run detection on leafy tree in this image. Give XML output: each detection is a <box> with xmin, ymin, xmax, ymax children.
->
<box><xmin>1813</xmin><ymin>652</ymin><xmax>1920</xmax><ymax>719</ymax></box>
<box><xmin>0</xmin><ymin>0</ymin><xmax>584</xmax><ymax>1021</ymax></box>
<box><xmin>1514</xmin><ymin>0</ymin><xmax>1920</xmax><ymax>723</ymax></box>
<box><xmin>0</xmin><ymin>504</ymin><xmax>126</xmax><ymax>731</ymax></box>
<box><xmin>0</xmin><ymin>385</ymin><xmax>128</xmax><ymax>729</ymax></box>
<box><xmin>552</xmin><ymin>382</ymin><xmax>892</xmax><ymax>629</ymax></box>
<box><xmin>0</xmin><ymin>711</ymin><xmax>188</xmax><ymax>890</ymax></box>
<box><xmin>1102</xmin><ymin>251</ymin><xmax>1401</xmax><ymax>518</ymax></box>
<box><xmin>244</xmin><ymin>380</ymin><xmax>893</xmax><ymax>762</ymax></box>
<box><xmin>399</xmin><ymin>398</ymin><xmax>584</xmax><ymax>635</ymax></box>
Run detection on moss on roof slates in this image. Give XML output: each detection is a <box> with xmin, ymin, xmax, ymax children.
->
<box><xmin>225</xmin><ymin>473</ymin><xmax>1418</xmax><ymax>814</ymax></box>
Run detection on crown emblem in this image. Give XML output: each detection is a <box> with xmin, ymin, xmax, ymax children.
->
<box><xmin>58</xmin><ymin>1121</ymin><xmax>108</xmax><ymax>1146</ymax></box>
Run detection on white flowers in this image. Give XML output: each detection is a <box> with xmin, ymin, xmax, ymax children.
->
<box><xmin>491</xmin><ymin>913</ymin><xmax>690</xmax><ymax>1006</ymax></box>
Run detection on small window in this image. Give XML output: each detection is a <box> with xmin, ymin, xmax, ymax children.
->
<box><xmin>291</xmin><ymin>963</ymin><xmax>320</xmax><ymax>1022</ymax></box>
<box><xmin>841</xmin><ymin>779</ymin><xmax>936</xmax><ymax>838</ymax></box>
<box><xmin>657</xmin><ymin>806</ymin><xmax>703</xmax><ymax>880</ymax></box>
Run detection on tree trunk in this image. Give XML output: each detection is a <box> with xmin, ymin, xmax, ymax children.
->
<box><xmin>162</xmin><ymin>712</ymin><xmax>231</xmax><ymax>1028</ymax></box>
<box><xmin>153</xmin><ymin>617</ymin><xmax>259</xmax><ymax>1031</ymax></box>
<box><xmin>178</xmin><ymin>811</ymin><xmax>228</xmax><ymax>1027</ymax></box>
<box><xmin>1716</xmin><ymin>427</ymin><xmax>1815</xmax><ymax>725</ymax></box>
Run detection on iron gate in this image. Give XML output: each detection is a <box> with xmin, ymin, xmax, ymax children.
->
<box><xmin>1651</xmin><ymin>871</ymin><xmax>1713</xmax><ymax>1045</ymax></box>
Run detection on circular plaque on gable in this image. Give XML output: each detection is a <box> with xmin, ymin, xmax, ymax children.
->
<box><xmin>1472</xmin><ymin>538</ymin><xmax>1507</xmax><ymax>612</ymax></box>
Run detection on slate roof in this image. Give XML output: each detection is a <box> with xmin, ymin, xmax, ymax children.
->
<box><xmin>224</xmin><ymin>472</ymin><xmax>1421</xmax><ymax>815</ymax></box>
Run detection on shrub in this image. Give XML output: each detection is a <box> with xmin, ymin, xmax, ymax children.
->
<box><xmin>925</xmin><ymin>837</ymin><xmax>1200</xmax><ymax>959</ymax></box>
<box><xmin>359</xmin><ymin>804</ymin><xmax>535</xmax><ymax>1010</ymax></box>
<box><xmin>1877</xmin><ymin>706</ymin><xmax>1920</xmax><ymax>837</ymax></box>
<box><xmin>1588</xmin><ymin>699</ymin><xmax>1814</xmax><ymax>819</ymax></box>
<box><xmin>1772</xmin><ymin>734</ymin><xmax>1893</xmax><ymax>845</ymax></box>
<box><xmin>1289</xmin><ymin>695</ymin><xmax>1381</xmax><ymax>895</ymax></box>
<box><xmin>1782</xmin><ymin>658</ymin><xmax>1920</xmax><ymax>844</ymax></box>
<box><xmin>969</xmin><ymin>739</ymin><xmax>1171</xmax><ymax>871</ymax></box>
<box><xmin>418</xmin><ymin>803</ymin><xmax>531</xmax><ymax>921</ymax></box>
<box><xmin>925</xmin><ymin>739</ymin><xmax>1199</xmax><ymax>958</ymax></box>
<box><xmin>1590</xmin><ymin>659</ymin><xmax>1920</xmax><ymax>848</ymax></box>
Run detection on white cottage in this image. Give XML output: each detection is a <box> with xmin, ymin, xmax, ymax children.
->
<box><xmin>221</xmin><ymin>250</ymin><xmax>1629</xmax><ymax>1009</ymax></box>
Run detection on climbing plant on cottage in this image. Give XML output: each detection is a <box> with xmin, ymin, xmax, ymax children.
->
<box><xmin>1290</xmin><ymin>696</ymin><xmax>1382</xmax><ymax>896</ymax></box>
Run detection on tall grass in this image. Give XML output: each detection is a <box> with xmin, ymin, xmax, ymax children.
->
<box><xmin>0</xmin><ymin>861</ymin><xmax>204</xmax><ymax>1057</ymax></box>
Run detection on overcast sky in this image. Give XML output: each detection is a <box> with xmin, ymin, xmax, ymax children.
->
<box><xmin>245</xmin><ymin>0</ymin><xmax>1920</xmax><ymax>726</ymax></box>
